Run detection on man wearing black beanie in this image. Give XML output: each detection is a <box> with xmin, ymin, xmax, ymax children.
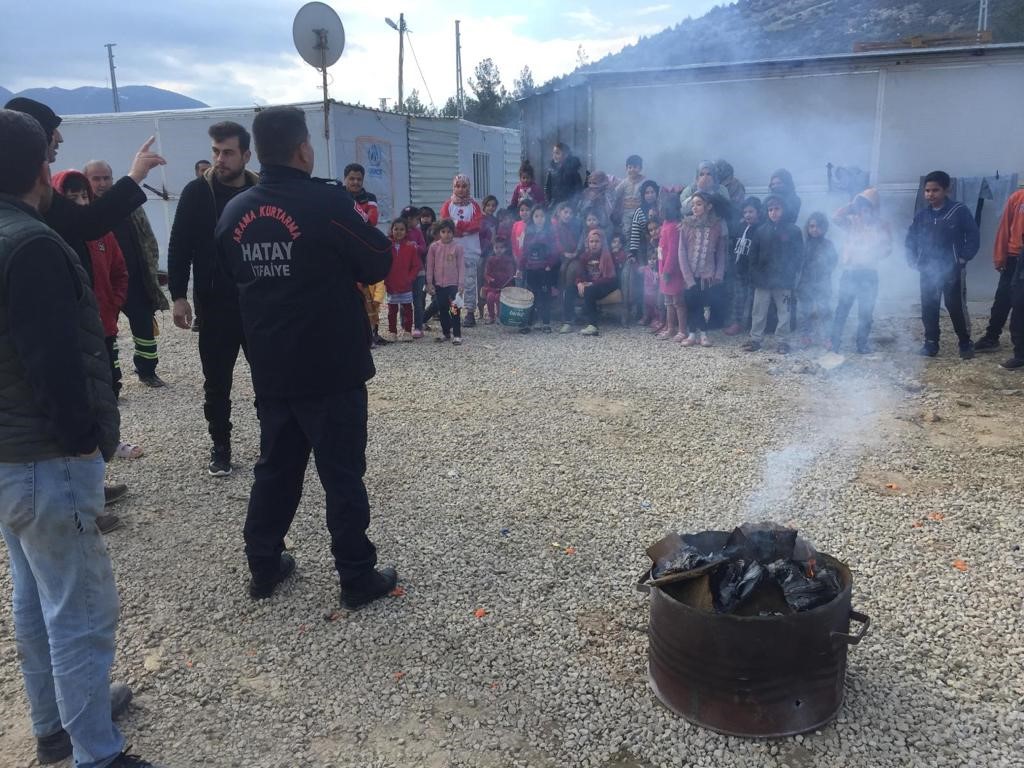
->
<box><xmin>5</xmin><ymin>96</ymin><xmax>166</xmax><ymax>507</ymax></box>
<box><xmin>3</xmin><ymin>97</ymin><xmax>165</xmax><ymax>285</ymax></box>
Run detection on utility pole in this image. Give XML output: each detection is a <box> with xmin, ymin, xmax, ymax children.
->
<box><xmin>455</xmin><ymin>20</ymin><xmax>465</xmax><ymax>117</ymax></box>
<box><xmin>385</xmin><ymin>14</ymin><xmax>407</xmax><ymax>111</ymax></box>
<box><xmin>105</xmin><ymin>43</ymin><xmax>120</xmax><ymax>113</ymax></box>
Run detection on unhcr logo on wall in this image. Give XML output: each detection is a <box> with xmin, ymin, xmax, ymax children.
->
<box><xmin>356</xmin><ymin>136</ymin><xmax>394</xmax><ymax>222</ymax></box>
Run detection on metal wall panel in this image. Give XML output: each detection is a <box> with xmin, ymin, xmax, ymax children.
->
<box><xmin>408</xmin><ymin>117</ymin><xmax>459</xmax><ymax>211</ymax></box>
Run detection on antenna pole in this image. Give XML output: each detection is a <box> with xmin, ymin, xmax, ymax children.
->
<box><xmin>105</xmin><ymin>43</ymin><xmax>120</xmax><ymax>113</ymax></box>
<box><xmin>455</xmin><ymin>20</ymin><xmax>464</xmax><ymax>117</ymax></box>
<box><xmin>398</xmin><ymin>13</ymin><xmax>405</xmax><ymax>111</ymax></box>
<box><xmin>316</xmin><ymin>28</ymin><xmax>330</xmax><ymax>141</ymax></box>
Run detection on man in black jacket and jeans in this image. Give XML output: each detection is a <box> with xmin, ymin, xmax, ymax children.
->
<box><xmin>216</xmin><ymin>106</ymin><xmax>398</xmax><ymax>607</ymax></box>
<box><xmin>168</xmin><ymin>121</ymin><xmax>259</xmax><ymax>476</ymax></box>
<box><xmin>5</xmin><ymin>96</ymin><xmax>165</xmax><ymax>508</ymax></box>
<box><xmin>0</xmin><ymin>109</ymin><xmax>162</xmax><ymax>768</ymax></box>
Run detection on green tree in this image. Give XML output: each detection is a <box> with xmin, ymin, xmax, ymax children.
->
<box><xmin>465</xmin><ymin>58</ymin><xmax>510</xmax><ymax>126</ymax></box>
<box><xmin>513</xmin><ymin>66</ymin><xmax>536</xmax><ymax>100</ymax></box>
<box><xmin>440</xmin><ymin>96</ymin><xmax>461</xmax><ymax>118</ymax></box>
<box><xmin>398</xmin><ymin>88</ymin><xmax>434</xmax><ymax>116</ymax></box>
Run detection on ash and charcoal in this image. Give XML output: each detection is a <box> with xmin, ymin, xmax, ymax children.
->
<box><xmin>646</xmin><ymin>522</ymin><xmax>842</xmax><ymax>614</ymax></box>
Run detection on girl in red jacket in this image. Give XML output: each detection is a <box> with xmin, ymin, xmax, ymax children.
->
<box><xmin>52</xmin><ymin>170</ymin><xmax>129</xmax><ymax>386</ymax></box>
<box><xmin>53</xmin><ymin>170</ymin><xmax>142</xmax><ymax>460</ymax></box>
<box><xmin>385</xmin><ymin>220</ymin><xmax>423</xmax><ymax>341</ymax></box>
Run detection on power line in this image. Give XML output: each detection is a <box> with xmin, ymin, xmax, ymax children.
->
<box><xmin>404</xmin><ymin>31</ymin><xmax>435</xmax><ymax>107</ymax></box>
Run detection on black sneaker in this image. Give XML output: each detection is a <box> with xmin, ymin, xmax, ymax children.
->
<box><xmin>209</xmin><ymin>444</ymin><xmax>232</xmax><ymax>477</ymax></box>
<box><xmin>138</xmin><ymin>374</ymin><xmax>166</xmax><ymax>388</ymax></box>
<box><xmin>106</xmin><ymin>750</ymin><xmax>164</xmax><ymax>768</ymax></box>
<box><xmin>973</xmin><ymin>336</ymin><xmax>1000</xmax><ymax>351</ymax></box>
<box><xmin>340</xmin><ymin>566</ymin><xmax>398</xmax><ymax>609</ymax></box>
<box><xmin>518</xmin><ymin>326</ymin><xmax>532</xmax><ymax>334</ymax></box>
<box><xmin>463</xmin><ymin>313</ymin><xmax>476</xmax><ymax>328</ymax></box>
<box><xmin>249</xmin><ymin>552</ymin><xmax>296</xmax><ymax>599</ymax></box>
<box><xmin>104</xmin><ymin>483</ymin><xmax>128</xmax><ymax>506</ymax></box>
<box><xmin>37</xmin><ymin>684</ymin><xmax>134</xmax><ymax>764</ymax></box>
<box><xmin>776</xmin><ymin>341</ymin><xmax>791</xmax><ymax>355</ymax></box>
<box><xmin>919</xmin><ymin>341</ymin><xmax>939</xmax><ymax>357</ymax></box>
<box><xmin>97</xmin><ymin>514</ymin><xmax>122</xmax><ymax>534</ymax></box>
<box><xmin>373</xmin><ymin>333</ymin><xmax>390</xmax><ymax>346</ymax></box>
<box><xmin>1000</xmin><ymin>357</ymin><xmax>1024</xmax><ymax>370</ymax></box>
<box><xmin>959</xmin><ymin>340</ymin><xmax>975</xmax><ymax>360</ymax></box>
<box><xmin>542</xmin><ymin>325</ymin><xmax>552</xmax><ymax>334</ymax></box>
<box><xmin>856</xmin><ymin>340</ymin><xmax>872</xmax><ymax>355</ymax></box>
<box><xmin>192</xmin><ymin>316</ymin><xmax>201</xmax><ymax>333</ymax></box>
<box><xmin>742</xmin><ymin>340</ymin><xmax>761</xmax><ymax>352</ymax></box>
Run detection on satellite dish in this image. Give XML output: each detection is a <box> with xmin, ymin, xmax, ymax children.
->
<box><xmin>293</xmin><ymin>2</ymin><xmax>345</xmax><ymax>69</ymax></box>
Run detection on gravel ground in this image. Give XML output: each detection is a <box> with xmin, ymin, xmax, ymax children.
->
<box><xmin>1</xmin><ymin>305</ymin><xmax>1023</xmax><ymax>768</ymax></box>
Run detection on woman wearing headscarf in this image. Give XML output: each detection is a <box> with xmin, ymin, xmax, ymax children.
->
<box><xmin>440</xmin><ymin>174</ymin><xmax>484</xmax><ymax>326</ymax></box>
<box><xmin>768</xmin><ymin>168</ymin><xmax>802</xmax><ymax>225</ymax></box>
<box><xmin>577</xmin><ymin>169</ymin><xmax>614</xmax><ymax>228</ymax></box>
<box><xmin>679</xmin><ymin>160</ymin><xmax>732</xmax><ymax>220</ymax></box>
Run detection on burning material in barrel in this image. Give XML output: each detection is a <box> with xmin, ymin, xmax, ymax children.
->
<box><xmin>643</xmin><ymin>522</ymin><xmax>842</xmax><ymax>614</ymax></box>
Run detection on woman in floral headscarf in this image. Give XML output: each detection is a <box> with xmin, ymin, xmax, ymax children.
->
<box><xmin>440</xmin><ymin>174</ymin><xmax>484</xmax><ymax>326</ymax></box>
<box><xmin>577</xmin><ymin>169</ymin><xmax>615</xmax><ymax>229</ymax></box>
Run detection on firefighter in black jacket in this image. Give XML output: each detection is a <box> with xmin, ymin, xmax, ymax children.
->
<box><xmin>215</xmin><ymin>106</ymin><xmax>397</xmax><ymax>607</ymax></box>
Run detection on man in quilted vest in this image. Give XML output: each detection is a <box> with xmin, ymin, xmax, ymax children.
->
<box><xmin>0</xmin><ymin>109</ymin><xmax>163</xmax><ymax>768</ymax></box>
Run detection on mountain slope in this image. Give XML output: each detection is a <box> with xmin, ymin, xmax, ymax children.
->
<box><xmin>1</xmin><ymin>85</ymin><xmax>207</xmax><ymax>114</ymax></box>
<box><xmin>582</xmin><ymin>0</ymin><xmax>1024</xmax><ymax>74</ymax></box>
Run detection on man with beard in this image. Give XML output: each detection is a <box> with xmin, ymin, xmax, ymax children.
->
<box><xmin>168</xmin><ymin>121</ymin><xmax>260</xmax><ymax>477</ymax></box>
<box><xmin>84</xmin><ymin>160</ymin><xmax>170</xmax><ymax>388</ymax></box>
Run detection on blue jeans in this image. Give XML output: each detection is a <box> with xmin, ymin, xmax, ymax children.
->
<box><xmin>0</xmin><ymin>455</ymin><xmax>123</xmax><ymax>768</ymax></box>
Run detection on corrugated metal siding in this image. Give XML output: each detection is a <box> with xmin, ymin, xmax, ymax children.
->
<box><xmin>408</xmin><ymin>118</ymin><xmax>459</xmax><ymax>210</ymax></box>
<box><xmin>504</xmin><ymin>131</ymin><xmax>521</xmax><ymax>206</ymax></box>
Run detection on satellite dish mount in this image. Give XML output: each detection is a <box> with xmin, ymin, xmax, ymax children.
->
<box><xmin>293</xmin><ymin>2</ymin><xmax>345</xmax><ymax>143</ymax></box>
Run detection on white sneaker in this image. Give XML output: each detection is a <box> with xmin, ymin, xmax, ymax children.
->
<box><xmin>452</xmin><ymin>336</ymin><xmax>463</xmax><ymax>345</ymax></box>
<box><xmin>580</xmin><ymin>325</ymin><xmax>599</xmax><ymax>336</ymax></box>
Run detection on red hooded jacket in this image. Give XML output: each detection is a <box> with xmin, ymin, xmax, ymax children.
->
<box><xmin>385</xmin><ymin>236</ymin><xmax>422</xmax><ymax>295</ymax></box>
<box><xmin>51</xmin><ymin>170</ymin><xmax>128</xmax><ymax>336</ymax></box>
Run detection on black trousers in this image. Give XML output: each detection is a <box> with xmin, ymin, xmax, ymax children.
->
<box><xmin>919</xmin><ymin>265</ymin><xmax>971</xmax><ymax>344</ymax></box>
<box><xmin>104</xmin><ymin>336</ymin><xmax>122</xmax><ymax>397</ymax></box>
<box><xmin>831</xmin><ymin>269</ymin><xmax>879</xmax><ymax>348</ymax></box>
<box><xmin>434</xmin><ymin>285</ymin><xmax>462</xmax><ymax>338</ymax></box>
<box><xmin>122</xmin><ymin>288</ymin><xmax>157</xmax><ymax>378</ymax></box>
<box><xmin>244</xmin><ymin>386</ymin><xmax>377</xmax><ymax>584</ymax></box>
<box><xmin>581</xmin><ymin>281</ymin><xmax>619</xmax><ymax>325</ymax></box>
<box><xmin>1010</xmin><ymin>260</ymin><xmax>1024</xmax><ymax>359</ymax></box>
<box><xmin>684</xmin><ymin>282</ymin><xmax>723</xmax><ymax>332</ymax></box>
<box><xmin>198</xmin><ymin>298</ymin><xmax>248</xmax><ymax>446</ymax></box>
<box><xmin>982</xmin><ymin>255</ymin><xmax>1018</xmax><ymax>341</ymax></box>
<box><xmin>525</xmin><ymin>268</ymin><xmax>555</xmax><ymax>326</ymax></box>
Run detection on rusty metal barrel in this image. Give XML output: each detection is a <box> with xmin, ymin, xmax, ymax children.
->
<box><xmin>643</xmin><ymin>553</ymin><xmax>869</xmax><ymax>737</ymax></box>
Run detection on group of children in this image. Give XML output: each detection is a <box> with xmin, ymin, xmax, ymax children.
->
<box><xmin>354</xmin><ymin>153</ymin><xmax>898</xmax><ymax>354</ymax></box>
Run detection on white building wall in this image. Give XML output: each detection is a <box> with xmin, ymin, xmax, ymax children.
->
<box><xmin>57</xmin><ymin>103</ymin><xmax>520</xmax><ymax>267</ymax></box>
<box><xmin>587</xmin><ymin>54</ymin><xmax>1024</xmax><ymax>301</ymax></box>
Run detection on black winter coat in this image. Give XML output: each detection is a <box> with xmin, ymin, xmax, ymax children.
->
<box><xmin>215</xmin><ymin>165</ymin><xmax>392</xmax><ymax>399</ymax></box>
<box><xmin>544</xmin><ymin>155</ymin><xmax>584</xmax><ymax>208</ymax></box>
<box><xmin>747</xmin><ymin>220</ymin><xmax>804</xmax><ymax>290</ymax></box>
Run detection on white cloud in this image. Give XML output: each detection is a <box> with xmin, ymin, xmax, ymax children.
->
<box><xmin>2</xmin><ymin>1</ymin><xmax>724</xmax><ymax>109</ymax></box>
<box><xmin>636</xmin><ymin>4</ymin><xmax>673</xmax><ymax>16</ymax></box>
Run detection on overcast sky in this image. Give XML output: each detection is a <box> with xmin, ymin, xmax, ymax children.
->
<box><xmin>1</xmin><ymin>1</ymin><xmax>724</xmax><ymax>109</ymax></box>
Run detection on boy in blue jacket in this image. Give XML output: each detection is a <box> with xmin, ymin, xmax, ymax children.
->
<box><xmin>905</xmin><ymin>171</ymin><xmax>979</xmax><ymax>359</ymax></box>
